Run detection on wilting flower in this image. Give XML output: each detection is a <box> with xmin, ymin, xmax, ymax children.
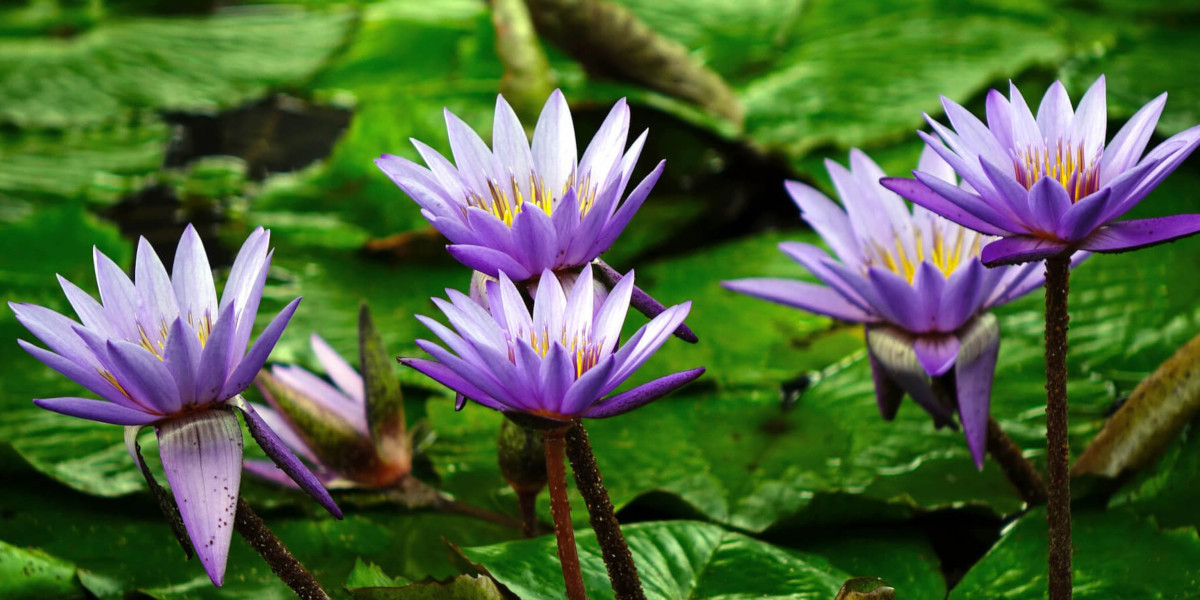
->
<box><xmin>401</xmin><ymin>264</ymin><xmax>703</xmax><ymax>422</ymax></box>
<box><xmin>10</xmin><ymin>225</ymin><xmax>340</xmax><ymax>586</ymax></box>
<box><xmin>881</xmin><ymin>75</ymin><xmax>1200</xmax><ymax>266</ymax></box>
<box><xmin>723</xmin><ymin>149</ymin><xmax>1063</xmax><ymax>468</ymax></box>
<box><xmin>246</xmin><ymin>332</ymin><xmax>411</xmax><ymax>489</ymax></box>
<box><xmin>375</xmin><ymin>90</ymin><xmax>663</xmax><ymax>282</ymax></box>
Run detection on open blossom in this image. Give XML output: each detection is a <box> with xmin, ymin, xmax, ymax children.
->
<box><xmin>375</xmin><ymin>90</ymin><xmax>663</xmax><ymax>282</ymax></box>
<box><xmin>881</xmin><ymin>75</ymin><xmax>1200</xmax><ymax>266</ymax></box>
<box><xmin>401</xmin><ymin>264</ymin><xmax>704</xmax><ymax>422</ymax></box>
<box><xmin>723</xmin><ymin>149</ymin><xmax>1064</xmax><ymax>468</ymax></box>
<box><xmin>246</xmin><ymin>333</ymin><xmax>411</xmax><ymax>489</ymax></box>
<box><xmin>10</xmin><ymin>225</ymin><xmax>340</xmax><ymax>586</ymax></box>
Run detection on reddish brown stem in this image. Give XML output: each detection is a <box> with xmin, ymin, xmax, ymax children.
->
<box><xmin>564</xmin><ymin>422</ymin><xmax>645</xmax><ymax>600</ymax></box>
<box><xmin>546</xmin><ymin>427</ymin><xmax>588</xmax><ymax>600</ymax></box>
<box><xmin>234</xmin><ymin>497</ymin><xmax>329</xmax><ymax>600</ymax></box>
<box><xmin>1044</xmin><ymin>256</ymin><xmax>1073</xmax><ymax>600</ymax></box>
<box><xmin>986</xmin><ymin>415</ymin><xmax>1048</xmax><ymax>506</ymax></box>
<box><xmin>518</xmin><ymin>489</ymin><xmax>540</xmax><ymax>538</ymax></box>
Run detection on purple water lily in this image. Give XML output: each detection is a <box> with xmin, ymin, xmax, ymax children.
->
<box><xmin>375</xmin><ymin>90</ymin><xmax>662</xmax><ymax>282</ymax></box>
<box><xmin>723</xmin><ymin>149</ymin><xmax>1063</xmax><ymax>468</ymax></box>
<box><xmin>401</xmin><ymin>264</ymin><xmax>704</xmax><ymax>421</ymax></box>
<box><xmin>881</xmin><ymin>75</ymin><xmax>1200</xmax><ymax>266</ymax></box>
<box><xmin>246</xmin><ymin>333</ymin><xmax>411</xmax><ymax>489</ymax></box>
<box><xmin>10</xmin><ymin>225</ymin><xmax>341</xmax><ymax>586</ymax></box>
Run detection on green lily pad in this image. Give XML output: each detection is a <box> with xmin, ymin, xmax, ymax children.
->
<box><xmin>0</xmin><ymin>5</ymin><xmax>354</xmax><ymax>128</ymax></box>
<box><xmin>951</xmin><ymin>508</ymin><xmax>1200</xmax><ymax>599</ymax></box>
<box><xmin>345</xmin><ymin>559</ymin><xmax>505</xmax><ymax>600</ymax></box>
<box><xmin>460</xmin><ymin>520</ymin><xmax>938</xmax><ymax>599</ymax></box>
<box><xmin>0</xmin><ymin>540</ymin><xmax>89</xmax><ymax>600</ymax></box>
<box><xmin>1108</xmin><ymin>424</ymin><xmax>1200</xmax><ymax>531</ymax></box>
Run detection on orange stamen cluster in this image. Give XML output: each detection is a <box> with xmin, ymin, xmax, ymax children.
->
<box><xmin>1013</xmin><ymin>140</ymin><xmax>1101</xmax><ymax>202</ymax></box>
<box><xmin>465</xmin><ymin>171</ymin><xmax>599</xmax><ymax>227</ymax></box>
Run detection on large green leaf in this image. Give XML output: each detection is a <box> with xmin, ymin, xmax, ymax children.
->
<box><xmin>1107</xmin><ymin>424</ymin><xmax>1200</xmax><ymax>531</ymax></box>
<box><xmin>461</xmin><ymin>520</ymin><xmax>854</xmax><ymax>599</ymax></box>
<box><xmin>951</xmin><ymin>508</ymin><xmax>1200</xmax><ymax>598</ymax></box>
<box><xmin>0</xmin><ymin>5</ymin><xmax>354</xmax><ymax>128</ymax></box>
<box><xmin>0</xmin><ymin>540</ymin><xmax>89</xmax><ymax>600</ymax></box>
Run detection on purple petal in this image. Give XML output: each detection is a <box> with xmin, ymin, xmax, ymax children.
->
<box><xmin>56</xmin><ymin>275</ymin><xmax>114</xmax><ymax>339</ymax></box>
<box><xmin>1023</xmin><ymin>176</ymin><xmax>1073</xmax><ymax>236</ymax></box>
<box><xmin>582</xmin><ymin>367</ymin><xmax>705</xmax><ymax>418</ymax></box>
<box><xmin>194</xmin><ymin>301</ymin><xmax>238</xmax><ymax>403</ymax></box>
<box><xmin>1119</xmin><ymin>124</ymin><xmax>1200</xmax><ymax>212</ymax></box>
<box><xmin>443</xmin><ymin>108</ymin><xmax>496</xmax><ymax>198</ymax></box>
<box><xmin>609</xmin><ymin>302</ymin><xmax>691</xmax><ymax>385</ymax></box>
<box><xmin>866</xmin><ymin>268</ymin><xmax>923</xmax><ymax>332</ymax></box>
<box><xmin>578</xmin><ymin>98</ymin><xmax>630</xmax><ymax>196</ymax></box>
<box><xmin>172</xmin><ymin>225</ymin><xmax>219</xmax><ymax>339</ymax></box>
<box><xmin>1057</xmin><ymin>187</ymin><xmax>1115</xmax><ymax>241</ymax></box>
<box><xmin>910</xmin><ymin>262</ymin><xmax>946</xmax><ymax>333</ymax></box>
<box><xmin>11</xmin><ymin>301</ymin><xmax>99</xmax><ymax>368</ymax></box>
<box><xmin>492</xmin><ymin>94</ymin><xmax>534</xmax><ymax>191</ymax></box>
<box><xmin>865</xmin><ymin>326</ymin><xmax>955</xmax><ymax>427</ymax></box>
<box><xmin>1035</xmin><ymin>81</ymin><xmax>1073</xmax><ymax>141</ymax></box>
<box><xmin>398</xmin><ymin>357</ymin><xmax>507</xmax><ymax>412</ymax></box>
<box><xmin>531</xmin><ymin>268</ymin><xmax>568</xmax><ymax>334</ymax></box>
<box><xmin>242</xmin><ymin>459</ymin><xmax>301</xmax><ymax>489</ymax></box>
<box><xmin>107</xmin><ymin>340</ymin><xmax>182</xmax><ymax>415</ymax></box>
<box><xmin>531</xmin><ymin>90</ymin><xmax>577</xmax><ymax>194</ymax></box>
<box><xmin>941</xmin><ymin>96</ymin><xmax>1009</xmax><ymax>168</ymax></box>
<box><xmin>913</xmin><ymin>334</ymin><xmax>961</xmax><ymax>377</ymax></box>
<box><xmin>1080</xmin><ymin>214</ymin><xmax>1200</xmax><ymax>253</ymax></box>
<box><xmin>155</xmin><ymin>409</ymin><xmax>243</xmax><ymax>586</ymax></box>
<box><xmin>1100</xmin><ymin>92</ymin><xmax>1166</xmax><ymax>184</ymax></box>
<box><xmin>867</xmin><ymin>347</ymin><xmax>903</xmax><ymax>421</ymax></box>
<box><xmin>985</xmin><ymin>89</ymin><xmax>1015</xmax><ymax>150</ymax></box>
<box><xmin>538</xmin><ymin>343</ymin><xmax>575</xmax><ymax>412</ymax></box>
<box><xmin>559</xmin><ymin>355</ymin><xmax>617</xmax><ymax>416</ymax></box>
<box><xmin>590</xmin><ymin>160</ymin><xmax>665</xmax><ymax>262</ymax></box>
<box><xmin>1070</xmin><ymin>75</ymin><xmax>1106</xmax><ymax>158</ymax></box>
<box><xmin>980</xmin><ymin>236</ymin><xmax>1069</xmax><ymax>267</ymax></box>
<box><xmin>1007</xmin><ymin>81</ymin><xmax>1044</xmax><ymax>150</ymax></box>
<box><xmin>445</xmin><ymin>244</ymin><xmax>532</xmax><ymax>281</ymax></box>
<box><xmin>93</xmin><ymin>248</ymin><xmax>139</xmax><ymax>339</ymax></box>
<box><xmin>977</xmin><ymin>158</ymin><xmax>1038</xmax><ymax>231</ymax></box>
<box><xmin>162</xmin><ymin>318</ymin><xmax>202</xmax><ymax>406</ymax></box>
<box><xmin>937</xmin><ymin>260</ymin><xmax>987</xmax><ymax>332</ymax></box>
<box><xmin>593</xmin><ymin>269</ymin><xmax>635</xmax><ymax>354</ymax></box>
<box><xmin>915</xmin><ymin>169</ymin><xmax>1022</xmax><ymax>235</ymax></box>
<box><xmin>134</xmin><ymin>237</ymin><xmax>180</xmax><ymax>344</ymax></box>
<box><xmin>721</xmin><ymin>278</ymin><xmax>873</xmax><ymax>323</ymax></box>
<box><xmin>230</xmin><ymin>397</ymin><xmax>342</xmax><ymax>518</ymax></box>
<box><xmin>375</xmin><ymin>154</ymin><xmax>461</xmax><ymax>219</ymax></box>
<box><xmin>310</xmin><ymin>334</ymin><xmax>364</xmax><ymax>404</ymax></box>
<box><xmin>221</xmin><ymin>297</ymin><xmax>302</xmax><ymax>399</ymax></box>
<box><xmin>511</xmin><ymin>206</ymin><xmax>558</xmax><ymax>274</ymax></box>
<box><xmin>249</xmin><ymin>401</ymin><xmax>320</xmax><ymax>464</ymax></box>
<box><xmin>18</xmin><ymin>340</ymin><xmax>137</xmax><ymax>409</ymax></box>
<box><xmin>785</xmin><ymin>179</ymin><xmax>861</xmax><ymax>265</ymax></box>
<box><xmin>777</xmin><ymin>242</ymin><xmax>876</xmax><ymax>312</ymax></box>
<box><xmin>411</xmin><ymin>139</ymin><xmax>472</xmax><ymax>203</ymax></box>
<box><xmin>33</xmin><ymin>397</ymin><xmax>157</xmax><ymax>425</ymax></box>
<box><xmin>270</xmin><ymin>364</ymin><xmax>363</xmax><ymax>431</ymax></box>
<box><xmin>955</xmin><ymin>314</ymin><xmax>1000</xmax><ymax>470</ymax></box>
<box><xmin>221</xmin><ymin>230</ymin><xmax>272</xmax><ymax>371</ymax></box>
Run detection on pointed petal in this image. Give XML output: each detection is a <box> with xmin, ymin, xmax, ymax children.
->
<box><xmin>785</xmin><ymin>179</ymin><xmax>860</xmax><ymax>265</ymax></box>
<box><xmin>1036</xmin><ymin>81</ymin><xmax>1073</xmax><ymax>141</ymax></box>
<box><xmin>578</xmin><ymin>98</ymin><xmax>630</xmax><ymax>195</ymax></box>
<box><xmin>56</xmin><ymin>275</ymin><xmax>114</xmax><ymax>338</ymax></box>
<box><xmin>163</xmin><ymin>318</ymin><xmax>202</xmax><ymax>406</ymax></box>
<box><xmin>172</xmin><ymin>225</ymin><xmax>219</xmax><ymax>337</ymax></box>
<box><xmin>955</xmin><ymin>314</ymin><xmax>1000</xmax><ymax>470</ymax></box>
<box><xmin>980</xmin><ymin>236</ymin><xmax>1069</xmax><ymax>267</ymax></box>
<box><xmin>985</xmin><ymin>89</ymin><xmax>1015</xmax><ymax>150</ymax></box>
<box><xmin>593</xmin><ymin>269</ymin><xmax>634</xmax><ymax>354</ymax></box>
<box><xmin>229</xmin><ymin>397</ymin><xmax>342</xmax><ymax>518</ymax></box>
<box><xmin>531</xmin><ymin>90</ymin><xmax>577</xmax><ymax>194</ymax></box>
<box><xmin>156</xmin><ymin>409</ymin><xmax>243</xmax><ymax>586</ymax></box>
<box><xmin>492</xmin><ymin>94</ymin><xmax>534</xmax><ymax>189</ymax></box>
<box><xmin>1070</xmin><ymin>75</ymin><xmax>1106</xmax><ymax>157</ymax></box>
<box><xmin>221</xmin><ymin>297</ymin><xmax>302</xmax><ymax>399</ymax></box>
<box><xmin>1080</xmin><ymin>215</ymin><xmax>1200</xmax><ymax>253</ymax></box>
<box><xmin>721</xmin><ymin>278</ymin><xmax>873</xmax><ymax>322</ymax></box>
<box><xmin>33</xmin><ymin>397</ymin><xmax>157</xmax><ymax>425</ymax></box>
<box><xmin>583</xmin><ymin>367</ymin><xmax>705</xmax><ymax>418</ymax></box>
<box><xmin>445</xmin><ymin>244</ymin><xmax>532</xmax><ymax>281</ymax></box>
<box><xmin>1100</xmin><ymin>92</ymin><xmax>1166</xmax><ymax>183</ymax></box>
<box><xmin>194</xmin><ymin>301</ymin><xmax>238</xmax><ymax>403</ymax></box>
<box><xmin>18</xmin><ymin>340</ymin><xmax>135</xmax><ymax>408</ymax></box>
<box><xmin>398</xmin><ymin>358</ymin><xmax>507</xmax><ymax>412</ymax></box>
<box><xmin>865</xmin><ymin>326</ymin><xmax>955</xmax><ymax>427</ymax></box>
<box><xmin>444</xmin><ymin>108</ymin><xmax>496</xmax><ymax>198</ymax></box>
<box><xmin>559</xmin><ymin>355</ymin><xmax>616</xmax><ymax>416</ymax></box>
<box><xmin>93</xmin><ymin>248</ymin><xmax>139</xmax><ymax>338</ymax></box>
<box><xmin>107</xmin><ymin>340</ymin><xmax>182</xmax><ymax>415</ymax></box>
<box><xmin>591</xmin><ymin>160</ymin><xmax>665</xmax><ymax>262</ymax></box>
<box><xmin>311</xmin><ymin>334</ymin><xmax>363</xmax><ymax>403</ymax></box>
<box><xmin>135</xmin><ymin>237</ymin><xmax>179</xmax><ymax>342</ymax></box>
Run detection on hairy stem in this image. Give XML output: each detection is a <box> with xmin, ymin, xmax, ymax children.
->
<box><xmin>1044</xmin><ymin>256</ymin><xmax>1073</xmax><ymax>600</ymax></box>
<box><xmin>564</xmin><ymin>422</ymin><xmax>645</xmax><ymax>600</ymax></box>
<box><xmin>985</xmin><ymin>415</ymin><xmax>1048</xmax><ymax>506</ymax></box>
<box><xmin>546</xmin><ymin>427</ymin><xmax>588</xmax><ymax>600</ymax></box>
<box><xmin>234</xmin><ymin>497</ymin><xmax>329</xmax><ymax>600</ymax></box>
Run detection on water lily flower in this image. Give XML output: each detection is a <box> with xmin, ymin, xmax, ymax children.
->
<box><xmin>723</xmin><ymin>149</ymin><xmax>1067</xmax><ymax>468</ymax></box>
<box><xmin>246</xmin><ymin>332</ymin><xmax>411</xmax><ymax>489</ymax></box>
<box><xmin>880</xmin><ymin>75</ymin><xmax>1200</xmax><ymax>266</ymax></box>
<box><xmin>375</xmin><ymin>90</ymin><xmax>662</xmax><ymax>282</ymax></box>
<box><xmin>401</xmin><ymin>264</ymin><xmax>704</xmax><ymax>422</ymax></box>
<box><xmin>10</xmin><ymin>225</ymin><xmax>341</xmax><ymax>586</ymax></box>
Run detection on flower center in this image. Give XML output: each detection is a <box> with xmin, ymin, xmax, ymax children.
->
<box><xmin>520</xmin><ymin>328</ymin><xmax>602</xmax><ymax>379</ymax></box>
<box><xmin>1013</xmin><ymin>140</ymin><xmax>1100</xmax><ymax>202</ymax></box>
<box><xmin>466</xmin><ymin>171</ymin><xmax>599</xmax><ymax>227</ymax></box>
<box><xmin>865</xmin><ymin>228</ymin><xmax>981</xmax><ymax>283</ymax></box>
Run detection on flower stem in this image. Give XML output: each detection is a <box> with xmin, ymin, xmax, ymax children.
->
<box><xmin>518</xmin><ymin>489</ymin><xmax>540</xmax><ymax>538</ymax></box>
<box><xmin>234</xmin><ymin>497</ymin><xmax>330</xmax><ymax>600</ymax></box>
<box><xmin>985</xmin><ymin>415</ymin><xmax>1048</xmax><ymax>506</ymax></box>
<box><xmin>1044</xmin><ymin>256</ymin><xmax>1073</xmax><ymax>600</ymax></box>
<box><xmin>545</xmin><ymin>427</ymin><xmax>588</xmax><ymax>600</ymax></box>
<box><xmin>564</xmin><ymin>422</ymin><xmax>645</xmax><ymax>600</ymax></box>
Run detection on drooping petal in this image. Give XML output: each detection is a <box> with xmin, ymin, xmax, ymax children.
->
<box><xmin>955</xmin><ymin>314</ymin><xmax>1001</xmax><ymax>470</ymax></box>
<box><xmin>721</xmin><ymin>279</ymin><xmax>873</xmax><ymax>323</ymax></box>
<box><xmin>865</xmin><ymin>326</ymin><xmax>955</xmax><ymax>427</ymax></box>
<box><xmin>1079</xmin><ymin>214</ymin><xmax>1200</xmax><ymax>253</ymax></box>
<box><xmin>229</xmin><ymin>397</ymin><xmax>342</xmax><ymax>519</ymax></box>
<box><xmin>582</xmin><ymin>367</ymin><xmax>705</xmax><ymax>418</ymax></box>
<box><xmin>867</xmin><ymin>347</ymin><xmax>904</xmax><ymax>421</ymax></box>
<box><xmin>33</xmin><ymin>397</ymin><xmax>158</xmax><ymax>425</ymax></box>
<box><xmin>913</xmin><ymin>334</ymin><xmax>961</xmax><ymax>378</ymax></box>
<box><xmin>155</xmin><ymin>409</ymin><xmax>243</xmax><ymax>586</ymax></box>
<box><xmin>980</xmin><ymin>236</ymin><xmax>1070</xmax><ymax>267</ymax></box>
<box><xmin>220</xmin><ymin>297</ymin><xmax>301</xmax><ymax>399</ymax></box>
